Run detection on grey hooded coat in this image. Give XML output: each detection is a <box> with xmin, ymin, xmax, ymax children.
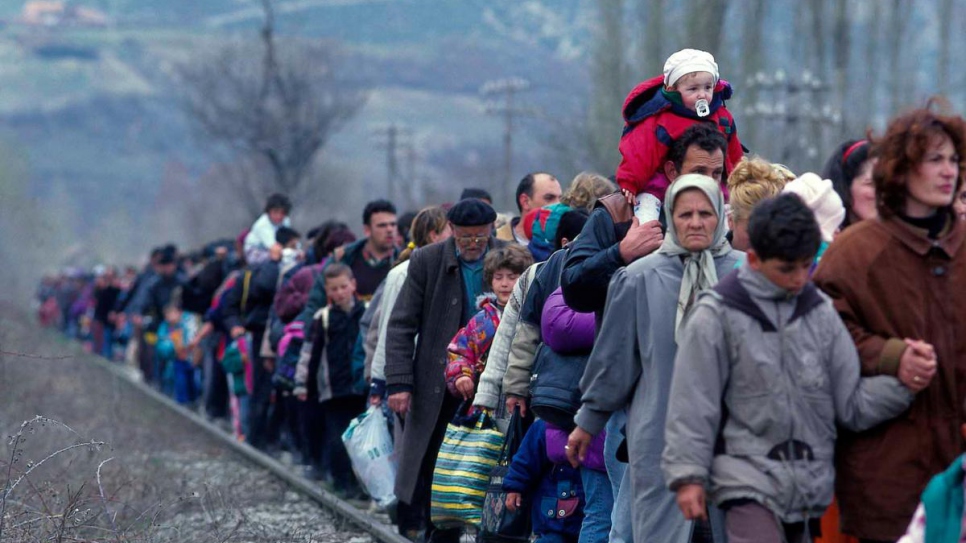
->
<box><xmin>574</xmin><ymin>249</ymin><xmax>742</xmax><ymax>543</ymax></box>
<box><xmin>662</xmin><ymin>266</ymin><xmax>913</xmax><ymax>522</ymax></box>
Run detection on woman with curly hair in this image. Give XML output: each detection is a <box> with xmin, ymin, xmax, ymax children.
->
<box><xmin>725</xmin><ymin>156</ymin><xmax>793</xmax><ymax>251</ymax></box>
<box><xmin>813</xmin><ymin>102</ymin><xmax>966</xmax><ymax>543</ymax></box>
<box><xmin>560</xmin><ymin>171</ymin><xmax>618</xmax><ymax>212</ymax></box>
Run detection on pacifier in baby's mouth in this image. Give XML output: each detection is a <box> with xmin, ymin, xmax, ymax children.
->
<box><xmin>695</xmin><ymin>99</ymin><xmax>710</xmax><ymax>117</ymax></box>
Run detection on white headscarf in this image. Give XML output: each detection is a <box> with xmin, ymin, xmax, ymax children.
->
<box><xmin>657</xmin><ymin>174</ymin><xmax>731</xmax><ymax>341</ymax></box>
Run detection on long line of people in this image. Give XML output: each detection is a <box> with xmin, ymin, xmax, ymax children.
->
<box><xmin>37</xmin><ymin>47</ymin><xmax>966</xmax><ymax>543</ymax></box>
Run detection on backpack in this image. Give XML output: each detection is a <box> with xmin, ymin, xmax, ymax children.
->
<box><xmin>208</xmin><ymin>270</ymin><xmax>252</xmax><ymax>332</ymax></box>
<box><xmin>528</xmin><ymin>343</ymin><xmax>588</xmax><ymax>431</ymax></box>
<box><xmin>272</xmin><ymin>320</ymin><xmax>306</xmax><ymax>391</ymax></box>
<box><xmin>221</xmin><ymin>335</ymin><xmax>251</xmax><ymax>397</ymax></box>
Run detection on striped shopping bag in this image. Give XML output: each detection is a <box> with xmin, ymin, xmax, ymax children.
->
<box><xmin>430</xmin><ymin>403</ymin><xmax>505</xmax><ymax>529</ymax></box>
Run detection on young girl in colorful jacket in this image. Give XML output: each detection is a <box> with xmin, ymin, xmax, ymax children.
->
<box><xmin>445</xmin><ymin>245</ymin><xmax>533</xmax><ymax>400</ymax></box>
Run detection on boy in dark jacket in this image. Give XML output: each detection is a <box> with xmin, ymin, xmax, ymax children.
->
<box><xmin>294</xmin><ymin>263</ymin><xmax>367</xmax><ymax>498</ymax></box>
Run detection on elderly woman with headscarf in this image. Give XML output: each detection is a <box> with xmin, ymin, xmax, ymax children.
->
<box><xmin>566</xmin><ymin>174</ymin><xmax>743</xmax><ymax>543</ymax></box>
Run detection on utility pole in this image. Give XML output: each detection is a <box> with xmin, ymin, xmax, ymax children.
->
<box><xmin>372</xmin><ymin>124</ymin><xmax>412</xmax><ymax>208</ymax></box>
<box><xmin>397</xmin><ymin>140</ymin><xmax>421</xmax><ymax>207</ymax></box>
<box><xmin>481</xmin><ymin>77</ymin><xmax>537</xmax><ymax>209</ymax></box>
<box><xmin>743</xmin><ymin>70</ymin><xmax>842</xmax><ymax>171</ymax></box>
<box><xmin>387</xmin><ymin>124</ymin><xmax>398</xmax><ymax>205</ymax></box>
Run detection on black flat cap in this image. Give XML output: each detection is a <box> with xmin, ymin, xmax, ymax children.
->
<box><xmin>447</xmin><ymin>198</ymin><xmax>497</xmax><ymax>226</ymax></box>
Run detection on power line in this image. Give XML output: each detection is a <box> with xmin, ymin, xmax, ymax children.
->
<box><xmin>371</xmin><ymin>123</ymin><xmax>413</xmax><ymax>208</ymax></box>
<box><xmin>480</xmin><ymin>77</ymin><xmax>539</xmax><ymax>209</ymax></box>
<box><xmin>742</xmin><ymin>70</ymin><xmax>842</xmax><ymax>168</ymax></box>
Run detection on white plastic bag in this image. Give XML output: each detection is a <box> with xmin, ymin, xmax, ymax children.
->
<box><xmin>341</xmin><ymin>405</ymin><xmax>397</xmax><ymax>507</ymax></box>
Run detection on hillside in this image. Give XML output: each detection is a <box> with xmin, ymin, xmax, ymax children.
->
<box><xmin>0</xmin><ymin>0</ymin><xmax>593</xmax><ymax>262</ymax></box>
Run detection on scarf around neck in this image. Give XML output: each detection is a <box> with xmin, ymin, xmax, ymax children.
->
<box><xmin>657</xmin><ymin>174</ymin><xmax>731</xmax><ymax>341</ymax></box>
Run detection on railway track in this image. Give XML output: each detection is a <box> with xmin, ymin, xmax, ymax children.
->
<box><xmin>0</xmin><ymin>307</ymin><xmax>409</xmax><ymax>543</ymax></box>
<box><xmin>98</xmin><ymin>350</ymin><xmax>410</xmax><ymax>543</ymax></box>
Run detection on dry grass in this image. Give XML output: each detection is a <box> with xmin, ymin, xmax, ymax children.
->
<box><xmin>0</xmin><ymin>311</ymin><xmax>372</xmax><ymax>543</ymax></box>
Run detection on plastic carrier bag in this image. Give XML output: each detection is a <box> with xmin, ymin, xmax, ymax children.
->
<box><xmin>341</xmin><ymin>404</ymin><xmax>397</xmax><ymax>508</ymax></box>
<box><xmin>430</xmin><ymin>402</ymin><xmax>505</xmax><ymax>529</ymax></box>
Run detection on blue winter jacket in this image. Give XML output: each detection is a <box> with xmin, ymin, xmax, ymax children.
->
<box><xmin>502</xmin><ymin>419</ymin><xmax>585</xmax><ymax>538</ymax></box>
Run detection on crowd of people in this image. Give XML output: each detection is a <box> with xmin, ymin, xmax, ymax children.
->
<box><xmin>35</xmin><ymin>48</ymin><xmax>966</xmax><ymax>543</ymax></box>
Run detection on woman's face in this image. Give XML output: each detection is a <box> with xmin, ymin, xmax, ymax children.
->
<box><xmin>850</xmin><ymin>159</ymin><xmax>878</xmax><ymax>221</ymax></box>
<box><xmin>727</xmin><ymin>215</ymin><xmax>749</xmax><ymax>252</ymax></box>
<box><xmin>673</xmin><ymin>189</ymin><xmax>718</xmax><ymax>252</ymax></box>
<box><xmin>429</xmin><ymin>223</ymin><xmax>453</xmax><ymax>244</ymax></box>
<box><xmin>954</xmin><ymin>185</ymin><xmax>966</xmax><ymax>221</ymax></box>
<box><xmin>905</xmin><ymin>135</ymin><xmax>959</xmax><ymax>218</ymax></box>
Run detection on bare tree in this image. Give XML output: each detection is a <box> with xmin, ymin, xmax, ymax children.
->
<box><xmin>737</xmin><ymin>0</ymin><xmax>766</xmax><ymax>147</ymax></box>
<box><xmin>636</xmin><ymin>0</ymin><xmax>665</xmax><ymax>76</ymax></box>
<box><xmin>177</xmin><ymin>0</ymin><xmax>366</xmax><ymax>215</ymax></box>
<box><xmin>585</xmin><ymin>0</ymin><xmax>628</xmax><ymax>175</ymax></box>
<box><xmin>831</xmin><ymin>0</ymin><xmax>851</xmax><ymax>131</ymax></box>
<box><xmin>937</xmin><ymin>0</ymin><xmax>954</xmax><ymax>96</ymax></box>
<box><xmin>861</xmin><ymin>0</ymin><xmax>883</xmax><ymax>128</ymax></box>
<box><xmin>685</xmin><ymin>0</ymin><xmax>730</xmax><ymax>55</ymax></box>
<box><xmin>886</xmin><ymin>0</ymin><xmax>913</xmax><ymax>115</ymax></box>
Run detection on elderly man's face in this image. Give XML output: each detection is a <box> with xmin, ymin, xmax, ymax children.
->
<box><xmin>452</xmin><ymin>223</ymin><xmax>491</xmax><ymax>262</ymax></box>
<box><xmin>669</xmin><ymin>147</ymin><xmax>725</xmax><ymax>184</ymax></box>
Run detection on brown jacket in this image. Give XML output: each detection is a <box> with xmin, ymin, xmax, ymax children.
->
<box><xmin>813</xmin><ymin>215</ymin><xmax>966</xmax><ymax>541</ymax></box>
<box><xmin>384</xmin><ymin>236</ymin><xmax>506</xmax><ymax>503</ymax></box>
<box><xmin>496</xmin><ymin>217</ymin><xmax>523</xmax><ymax>243</ymax></box>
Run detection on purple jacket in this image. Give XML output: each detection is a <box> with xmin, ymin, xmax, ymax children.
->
<box><xmin>546</xmin><ymin>422</ymin><xmax>606</xmax><ymax>472</ymax></box>
<box><xmin>541</xmin><ymin>287</ymin><xmax>595</xmax><ymax>354</ymax></box>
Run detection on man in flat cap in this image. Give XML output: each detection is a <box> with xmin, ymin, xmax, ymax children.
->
<box><xmin>385</xmin><ymin>198</ymin><xmax>505</xmax><ymax>542</ymax></box>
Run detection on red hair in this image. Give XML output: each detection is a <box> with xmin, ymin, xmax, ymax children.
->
<box><xmin>870</xmin><ymin>99</ymin><xmax>966</xmax><ymax>218</ymax></box>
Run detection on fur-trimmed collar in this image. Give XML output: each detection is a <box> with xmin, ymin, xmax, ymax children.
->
<box><xmin>476</xmin><ymin>291</ymin><xmax>500</xmax><ymax>310</ymax></box>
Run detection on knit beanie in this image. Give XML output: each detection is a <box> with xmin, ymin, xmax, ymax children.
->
<box><xmin>782</xmin><ymin>173</ymin><xmax>845</xmax><ymax>242</ymax></box>
<box><xmin>523</xmin><ymin>203</ymin><xmax>572</xmax><ymax>262</ymax></box>
<box><xmin>663</xmin><ymin>49</ymin><xmax>719</xmax><ymax>88</ymax></box>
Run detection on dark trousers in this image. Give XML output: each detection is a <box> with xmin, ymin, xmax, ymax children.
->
<box><xmin>90</xmin><ymin>322</ymin><xmax>116</xmax><ymax>359</ymax></box>
<box><xmin>299</xmin><ymin>396</ymin><xmax>326</xmax><ymax>470</ymax></box>
<box><xmin>172</xmin><ymin>360</ymin><xmax>198</xmax><ymax>404</ymax></box>
<box><xmin>725</xmin><ymin>500</ymin><xmax>819</xmax><ymax>543</ymax></box>
<box><xmin>138</xmin><ymin>331</ymin><xmax>155</xmax><ymax>383</ymax></box>
<box><xmin>247</xmin><ymin>328</ymin><xmax>275</xmax><ymax>450</ymax></box>
<box><xmin>397</xmin><ymin>393</ymin><xmax>462</xmax><ymax>542</ymax></box>
<box><xmin>322</xmin><ymin>395</ymin><xmax>366</xmax><ymax>491</ymax></box>
<box><xmin>279</xmin><ymin>393</ymin><xmax>303</xmax><ymax>457</ymax></box>
<box><xmin>202</xmin><ymin>335</ymin><xmax>229</xmax><ymax>419</ymax></box>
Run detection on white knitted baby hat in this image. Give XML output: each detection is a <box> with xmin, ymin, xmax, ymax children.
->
<box><xmin>663</xmin><ymin>49</ymin><xmax>720</xmax><ymax>88</ymax></box>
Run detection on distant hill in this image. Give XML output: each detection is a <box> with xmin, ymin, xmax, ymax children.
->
<box><xmin>0</xmin><ymin>0</ymin><xmax>594</xmax><ymax>251</ymax></box>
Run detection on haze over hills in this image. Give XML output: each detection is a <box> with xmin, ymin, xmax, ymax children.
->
<box><xmin>0</xmin><ymin>0</ymin><xmax>593</xmax><ymax>257</ymax></box>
